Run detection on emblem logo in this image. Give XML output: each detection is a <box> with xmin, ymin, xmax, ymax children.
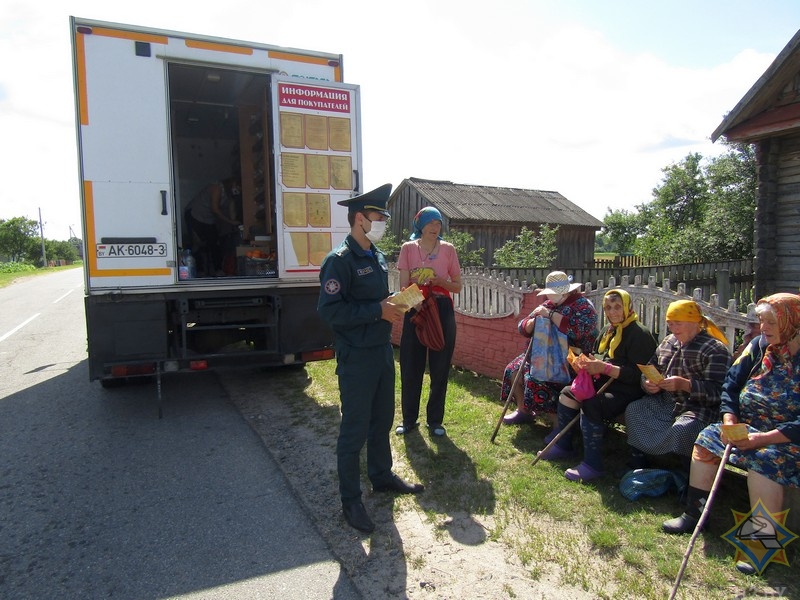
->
<box><xmin>722</xmin><ymin>499</ymin><xmax>797</xmax><ymax>574</ymax></box>
<box><xmin>324</xmin><ymin>279</ymin><xmax>341</xmax><ymax>295</ymax></box>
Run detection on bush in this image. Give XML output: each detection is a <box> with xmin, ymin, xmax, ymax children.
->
<box><xmin>0</xmin><ymin>262</ymin><xmax>37</xmax><ymax>274</ymax></box>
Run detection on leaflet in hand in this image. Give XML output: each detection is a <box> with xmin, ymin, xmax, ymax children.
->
<box><xmin>392</xmin><ymin>284</ymin><xmax>425</xmax><ymax>312</ymax></box>
<box><xmin>637</xmin><ymin>364</ymin><xmax>664</xmax><ymax>383</ymax></box>
<box><xmin>721</xmin><ymin>423</ymin><xmax>749</xmax><ymax>441</ymax></box>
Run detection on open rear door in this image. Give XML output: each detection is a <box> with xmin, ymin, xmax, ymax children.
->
<box><xmin>270</xmin><ymin>76</ymin><xmax>362</xmax><ymax>279</ymax></box>
<box><xmin>72</xmin><ymin>22</ymin><xmax>175</xmax><ymax>290</ymax></box>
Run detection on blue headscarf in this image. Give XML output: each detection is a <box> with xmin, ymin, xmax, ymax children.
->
<box><xmin>410</xmin><ymin>206</ymin><xmax>443</xmax><ymax>240</ymax></box>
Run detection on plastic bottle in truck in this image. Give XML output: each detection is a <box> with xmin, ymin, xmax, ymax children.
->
<box><xmin>70</xmin><ymin>16</ymin><xmax>364</xmax><ymax>386</ymax></box>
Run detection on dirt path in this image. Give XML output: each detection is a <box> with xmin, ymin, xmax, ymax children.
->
<box><xmin>222</xmin><ymin>368</ymin><xmax>596</xmax><ymax>600</ymax></box>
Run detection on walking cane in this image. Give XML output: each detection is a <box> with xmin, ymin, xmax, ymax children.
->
<box><xmin>668</xmin><ymin>443</ymin><xmax>734</xmax><ymax>600</ymax></box>
<box><xmin>490</xmin><ymin>334</ymin><xmax>536</xmax><ymax>444</ymax></box>
<box><xmin>531</xmin><ymin>376</ymin><xmax>613</xmax><ymax>467</ymax></box>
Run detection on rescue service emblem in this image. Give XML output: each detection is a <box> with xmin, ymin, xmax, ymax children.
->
<box><xmin>323</xmin><ymin>279</ymin><xmax>341</xmax><ymax>295</ymax></box>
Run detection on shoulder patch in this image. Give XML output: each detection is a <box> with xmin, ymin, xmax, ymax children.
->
<box><xmin>323</xmin><ymin>279</ymin><xmax>341</xmax><ymax>295</ymax></box>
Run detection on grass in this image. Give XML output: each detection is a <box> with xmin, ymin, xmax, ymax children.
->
<box><xmin>0</xmin><ymin>262</ymin><xmax>82</xmax><ymax>288</ymax></box>
<box><xmin>299</xmin><ymin>353</ymin><xmax>798</xmax><ymax>600</ymax></box>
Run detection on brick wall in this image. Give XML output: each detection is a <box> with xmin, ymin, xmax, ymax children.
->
<box><xmin>391</xmin><ymin>291</ymin><xmax>544</xmax><ymax>379</ymax></box>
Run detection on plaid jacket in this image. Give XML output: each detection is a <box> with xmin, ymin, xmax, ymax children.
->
<box><xmin>647</xmin><ymin>331</ymin><xmax>732</xmax><ymax>424</ymax></box>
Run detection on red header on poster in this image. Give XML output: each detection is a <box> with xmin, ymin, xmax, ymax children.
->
<box><xmin>278</xmin><ymin>83</ymin><xmax>350</xmax><ymax>113</ymax></box>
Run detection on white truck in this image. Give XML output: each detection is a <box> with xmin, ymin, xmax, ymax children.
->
<box><xmin>70</xmin><ymin>17</ymin><xmax>363</xmax><ymax>387</ymax></box>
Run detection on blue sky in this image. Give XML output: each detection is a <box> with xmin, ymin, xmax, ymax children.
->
<box><xmin>1</xmin><ymin>0</ymin><xmax>798</xmax><ymax>241</ymax></box>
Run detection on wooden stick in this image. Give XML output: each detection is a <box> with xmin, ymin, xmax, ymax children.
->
<box><xmin>531</xmin><ymin>376</ymin><xmax>613</xmax><ymax>466</ymax></box>
<box><xmin>669</xmin><ymin>443</ymin><xmax>733</xmax><ymax>600</ymax></box>
<box><xmin>490</xmin><ymin>335</ymin><xmax>535</xmax><ymax>444</ymax></box>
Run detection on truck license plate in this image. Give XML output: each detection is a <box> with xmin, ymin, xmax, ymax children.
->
<box><xmin>96</xmin><ymin>243</ymin><xmax>167</xmax><ymax>258</ymax></box>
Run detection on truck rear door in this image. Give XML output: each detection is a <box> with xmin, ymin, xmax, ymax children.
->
<box><xmin>72</xmin><ymin>22</ymin><xmax>175</xmax><ymax>289</ymax></box>
<box><xmin>270</xmin><ymin>76</ymin><xmax>362</xmax><ymax>278</ymax></box>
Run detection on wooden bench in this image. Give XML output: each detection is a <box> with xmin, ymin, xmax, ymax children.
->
<box><xmin>584</xmin><ymin>276</ymin><xmax>799</xmax><ymax>530</ymax></box>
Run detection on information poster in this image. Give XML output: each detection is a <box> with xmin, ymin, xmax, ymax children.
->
<box><xmin>274</xmin><ymin>78</ymin><xmax>359</xmax><ymax>276</ymax></box>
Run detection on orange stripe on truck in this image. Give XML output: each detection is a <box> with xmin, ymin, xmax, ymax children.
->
<box><xmin>185</xmin><ymin>39</ymin><xmax>253</xmax><ymax>55</ymax></box>
<box><xmin>269</xmin><ymin>50</ymin><xmax>342</xmax><ymax>81</ymax></box>
<box><xmin>83</xmin><ymin>181</ymin><xmax>171</xmax><ymax>278</ymax></box>
<box><xmin>89</xmin><ymin>27</ymin><xmax>168</xmax><ymax>44</ymax></box>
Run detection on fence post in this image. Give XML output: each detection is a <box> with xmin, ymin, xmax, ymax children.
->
<box><xmin>716</xmin><ymin>269</ymin><xmax>730</xmax><ymax>306</ymax></box>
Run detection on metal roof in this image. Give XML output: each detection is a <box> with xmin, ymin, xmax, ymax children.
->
<box><xmin>391</xmin><ymin>178</ymin><xmax>604</xmax><ymax>228</ymax></box>
<box><xmin>711</xmin><ymin>28</ymin><xmax>800</xmax><ymax>142</ymax></box>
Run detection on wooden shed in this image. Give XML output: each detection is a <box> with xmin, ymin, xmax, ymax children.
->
<box><xmin>386</xmin><ymin>177</ymin><xmax>604</xmax><ymax>268</ymax></box>
<box><xmin>712</xmin><ymin>29</ymin><xmax>800</xmax><ymax>297</ymax></box>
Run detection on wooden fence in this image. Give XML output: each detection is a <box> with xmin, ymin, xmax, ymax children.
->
<box><xmin>388</xmin><ymin>266</ymin><xmax>756</xmax><ymax>355</ymax></box>
<box><xmin>485</xmin><ymin>259</ymin><xmax>755</xmax><ymax>312</ymax></box>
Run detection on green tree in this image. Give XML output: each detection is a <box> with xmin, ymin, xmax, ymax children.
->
<box><xmin>375</xmin><ymin>219</ymin><xmax>405</xmax><ymax>261</ymax></box>
<box><xmin>444</xmin><ymin>229</ymin><xmax>484</xmax><ymax>266</ymax></box>
<box><xmin>698</xmin><ymin>144</ymin><xmax>757</xmax><ymax>259</ymax></box>
<box><xmin>631</xmin><ymin>145</ymin><xmax>755</xmax><ymax>264</ymax></box>
<box><xmin>493</xmin><ymin>224</ymin><xmax>559</xmax><ymax>268</ymax></box>
<box><xmin>601</xmin><ymin>209</ymin><xmax>643</xmax><ymax>255</ymax></box>
<box><xmin>0</xmin><ymin>217</ymin><xmax>39</xmax><ymax>262</ymax></box>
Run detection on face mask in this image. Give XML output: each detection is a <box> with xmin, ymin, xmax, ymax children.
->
<box><xmin>363</xmin><ymin>218</ymin><xmax>386</xmax><ymax>243</ymax></box>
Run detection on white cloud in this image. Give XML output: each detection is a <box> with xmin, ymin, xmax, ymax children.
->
<box><xmin>0</xmin><ymin>0</ymin><xmax>785</xmax><ymax>241</ymax></box>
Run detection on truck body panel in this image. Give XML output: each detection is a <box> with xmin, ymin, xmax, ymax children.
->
<box><xmin>70</xmin><ymin>17</ymin><xmax>357</xmax><ymax>381</ymax></box>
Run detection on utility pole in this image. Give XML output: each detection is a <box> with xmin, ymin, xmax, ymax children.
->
<box><xmin>38</xmin><ymin>207</ymin><xmax>47</xmax><ymax>267</ymax></box>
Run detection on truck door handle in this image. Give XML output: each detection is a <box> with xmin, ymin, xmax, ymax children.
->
<box><xmin>160</xmin><ymin>190</ymin><xmax>168</xmax><ymax>215</ymax></box>
<box><xmin>352</xmin><ymin>170</ymin><xmax>359</xmax><ymax>194</ymax></box>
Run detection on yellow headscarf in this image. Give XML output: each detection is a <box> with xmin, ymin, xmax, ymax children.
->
<box><xmin>665</xmin><ymin>299</ymin><xmax>728</xmax><ymax>345</ymax></box>
<box><xmin>597</xmin><ymin>289</ymin><xmax>638</xmax><ymax>359</ymax></box>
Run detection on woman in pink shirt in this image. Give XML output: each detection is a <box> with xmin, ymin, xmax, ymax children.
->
<box><xmin>395</xmin><ymin>207</ymin><xmax>462</xmax><ymax>437</ymax></box>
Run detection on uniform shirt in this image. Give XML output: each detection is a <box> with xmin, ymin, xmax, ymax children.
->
<box><xmin>646</xmin><ymin>330</ymin><xmax>732</xmax><ymax>423</ymax></box>
<box><xmin>318</xmin><ymin>235</ymin><xmax>392</xmax><ymax>348</ymax></box>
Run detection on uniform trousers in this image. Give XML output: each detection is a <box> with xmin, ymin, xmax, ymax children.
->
<box><xmin>335</xmin><ymin>343</ymin><xmax>396</xmax><ymax>506</ymax></box>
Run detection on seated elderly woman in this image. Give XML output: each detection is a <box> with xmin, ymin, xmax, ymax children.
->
<box><xmin>662</xmin><ymin>293</ymin><xmax>800</xmax><ymax>574</ymax></box>
<box><xmin>536</xmin><ymin>289</ymin><xmax>658</xmax><ymax>481</ymax></box>
<box><xmin>501</xmin><ymin>271</ymin><xmax>598</xmax><ymax>423</ymax></box>
<box><xmin>624</xmin><ymin>299</ymin><xmax>732</xmax><ymax>468</ymax></box>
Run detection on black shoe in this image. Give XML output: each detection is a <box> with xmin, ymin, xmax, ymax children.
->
<box><xmin>736</xmin><ymin>561</ymin><xmax>759</xmax><ymax>576</ymax></box>
<box><xmin>662</xmin><ymin>512</ymin><xmax>700</xmax><ymax>535</ymax></box>
<box><xmin>373</xmin><ymin>473</ymin><xmax>424</xmax><ymax>494</ymax></box>
<box><xmin>342</xmin><ymin>502</ymin><xmax>374</xmax><ymax>533</ymax></box>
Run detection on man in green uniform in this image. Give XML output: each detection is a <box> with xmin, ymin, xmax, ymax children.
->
<box><xmin>318</xmin><ymin>183</ymin><xmax>424</xmax><ymax>533</ymax></box>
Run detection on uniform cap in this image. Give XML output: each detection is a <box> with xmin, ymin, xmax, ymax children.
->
<box><xmin>337</xmin><ymin>183</ymin><xmax>392</xmax><ymax>216</ymax></box>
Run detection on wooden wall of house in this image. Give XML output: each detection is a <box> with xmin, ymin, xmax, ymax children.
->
<box><xmin>754</xmin><ymin>134</ymin><xmax>800</xmax><ymax>297</ymax></box>
<box><xmin>388</xmin><ymin>188</ymin><xmax>446</xmax><ymax>238</ymax></box>
<box><xmin>387</xmin><ymin>186</ymin><xmax>597</xmax><ymax>268</ymax></box>
<box><xmin>448</xmin><ymin>223</ymin><xmax>595</xmax><ymax>268</ymax></box>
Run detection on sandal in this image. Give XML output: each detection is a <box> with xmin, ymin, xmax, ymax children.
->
<box><xmin>503</xmin><ymin>410</ymin><xmax>534</xmax><ymax>425</ymax></box>
<box><xmin>564</xmin><ymin>462</ymin><xmax>605</xmax><ymax>482</ymax></box>
<box><xmin>429</xmin><ymin>424</ymin><xmax>446</xmax><ymax>437</ymax></box>
<box><xmin>535</xmin><ymin>444</ymin><xmax>574</xmax><ymax>462</ymax></box>
<box><xmin>395</xmin><ymin>422</ymin><xmax>418</xmax><ymax>435</ymax></box>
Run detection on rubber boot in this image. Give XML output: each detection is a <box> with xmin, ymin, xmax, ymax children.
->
<box><xmin>580</xmin><ymin>414</ymin><xmax>606</xmax><ymax>472</ymax></box>
<box><xmin>553</xmin><ymin>404</ymin><xmax>579</xmax><ymax>451</ymax></box>
<box><xmin>662</xmin><ymin>486</ymin><xmax>708</xmax><ymax>534</ymax></box>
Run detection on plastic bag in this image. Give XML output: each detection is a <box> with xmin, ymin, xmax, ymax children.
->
<box><xmin>570</xmin><ymin>368</ymin><xmax>595</xmax><ymax>401</ymax></box>
<box><xmin>619</xmin><ymin>468</ymin><xmax>688</xmax><ymax>501</ymax></box>
<box><xmin>410</xmin><ymin>295</ymin><xmax>445</xmax><ymax>351</ymax></box>
<box><xmin>528</xmin><ymin>316</ymin><xmax>571</xmax><ymax>384</ymax></box>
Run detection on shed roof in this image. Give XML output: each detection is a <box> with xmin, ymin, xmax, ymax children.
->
<box><xmin>389</xmin><ymin>178</ymin><xmax>604</xmax><ymax>228</ymax></box>
<box><xmin>711</xmin><ymin>29</ymin><xmax>800</xmax><ymax>142</ymax></box>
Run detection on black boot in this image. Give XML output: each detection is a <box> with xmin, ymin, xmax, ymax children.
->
<box><xmin>662</xmin><ymin>485</ymin><xmax>708</xmax><ymax>534</ymax></box>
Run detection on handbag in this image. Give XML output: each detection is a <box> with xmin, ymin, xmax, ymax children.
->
<box><xmin>527</xmin><ymin>316</ymin><xmax>571</xmax><ymax>384</ymax></box>
<box><xmin>410</xmin><ymin>294</ymin><xmax>445</xmax><ymax>351</ymax></box>
<box><xmin>570</xmin><ymin>368</ymin><xmax>596</xmax><ymax>401</ymax></box>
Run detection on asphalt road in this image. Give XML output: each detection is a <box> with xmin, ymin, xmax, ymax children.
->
<box><xmin>0</xmin><ymin>268</ymin><xmax>359</xmax><ymax>600</ymax></box>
